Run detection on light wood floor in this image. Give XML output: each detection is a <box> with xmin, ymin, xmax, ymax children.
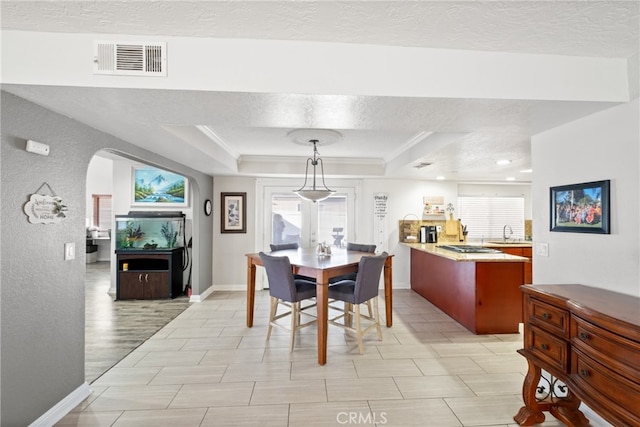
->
<box><xmin>85</xmin><ymin>262</ymin><xmax>190</xmax><ymax>383</ymax></box>
<box><xmin>61</xmin><ymin>270</ymin><xmax>606</xmax><ymax>426</ymax></box>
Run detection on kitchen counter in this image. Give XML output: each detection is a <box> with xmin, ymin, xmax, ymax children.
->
<box><xmin>407</xmin><ymin>242</ymin><xmax>528</xmax><ymax>334</ymax></box>
<box><xmin>402</xmin><ymin>242</ymin><xmax>529</xmax><ymax>263</ymax></box>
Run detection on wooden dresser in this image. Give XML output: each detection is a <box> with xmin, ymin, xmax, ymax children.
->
<box><xmin>515</xmin><ymin>284</ymin><xmax>640</xmax><ymax>426</ymax></box>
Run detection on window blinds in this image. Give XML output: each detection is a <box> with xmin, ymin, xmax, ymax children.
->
<box><xmin>458</xmin><ymin>196</ymin><xmax>525</xmax><ymax>240</ymax></box>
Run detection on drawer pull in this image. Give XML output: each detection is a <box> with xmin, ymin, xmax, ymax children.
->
<box><xmin>580</xmin><ymin>369</ymin><xmax>590</xmax><ymax>378</ymax></box>
<box><xmin>145</xmin><ymin>274</ymin><xmax>149</xmax><ymax>282</ymax></box>
<box><xmin>541</xmin><ymin>343</ymin><xmax>549</xmax><ymax>350</ymax></box>
<box><xmin>138</xmin><ymin>274</ymin><xmax>143</xmax><ymax>282</ymax></box>
<box><xmin>542</xmin><ymin>312</ymin><xmax>550</xmax><ymax>320</ymax></box>
<box><xmin>579</xmin><ymin>332</ymin><xmax>589</xmax><ymax>340</ymax></box>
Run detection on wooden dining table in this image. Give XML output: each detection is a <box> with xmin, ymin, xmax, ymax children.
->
<box><xmin>245</xmin><ymin>248</ymin><xmax>394</xmax><ymax>365</ymax></box>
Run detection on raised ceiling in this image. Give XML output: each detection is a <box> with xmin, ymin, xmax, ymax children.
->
<box><xmin>2</xmin><ymin>1</ymin><xmax>638</xmax><ymax>182</ymax></box>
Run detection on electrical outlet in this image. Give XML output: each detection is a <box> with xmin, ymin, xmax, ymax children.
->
<box><xmin>64</xmin><ymin>242</ymin><xmax>75</xmax><ymax>260</ymax></box>
<box><xmin>536</xmin><ymin>242</ymin><xmax>549</xmax><ymax>257</ymax></box>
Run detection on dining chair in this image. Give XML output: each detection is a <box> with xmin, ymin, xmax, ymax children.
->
<box><xmin>328</xmin><ymin>251</ymin><xmax>388</xmax><ymax>354</ymax></box>
<box><xmin>269</xmin><ymin>242</ymin><xmax>316</xmax><ymax>282</ymax></box>
<box><xmin>269</xmin><ymin>242</ymin><xmax>299</xmax><ymax>251</ymax></box>
<box><xmin>329</xmin><ymin>242</ymin><xmax>376</xmax><ymax>283</ymax></box>
<box><xmin>258</xmin><ymin>252</ymin><xmax>317</xmax><ymax>352</ymax></box>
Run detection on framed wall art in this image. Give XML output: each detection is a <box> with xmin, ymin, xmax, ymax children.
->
<box><xmin>131</xmin><ymin>167</ymin><xmax>188</xmax><ymax>207</ymax></box>
<box><xmin>550</xmin><ymin>179</ymin><xmax>610</xmax><ymax>234</ymax></box>
<box><xmin>221</xmin><ymin>192</ymin><xmax>246</xmax><ymax>233</ymax></box>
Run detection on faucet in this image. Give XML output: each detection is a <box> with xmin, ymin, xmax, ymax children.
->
<box><xmin>503</xmin><ymin>225</ymin><xmax>513</xmax><ymax>242</ymax></box>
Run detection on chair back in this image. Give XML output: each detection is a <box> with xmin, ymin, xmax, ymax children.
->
<box><xmin>269</xmin><ymin>242</ymin><xmax>299</xmax><ymax>252</ymax></box>
<box><xmin>353</xmin><ymin>252</ymin><xmax>388</xmax><ymax>303</ymax></box>
<box><xmin>259</xmin><ymin>252</ymin><xmax>297</xmax><ymax>302</ymax></box>
<box><xmin>346</xmin><ymin>242</ymin><xmax>376</xmax><ymax>253</ymax></box>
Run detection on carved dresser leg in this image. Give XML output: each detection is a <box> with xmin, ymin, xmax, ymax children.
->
<box><xmin>514</xmin><ymin>358</ymin><xmax>546</xmax><ymax>425</ymax></box>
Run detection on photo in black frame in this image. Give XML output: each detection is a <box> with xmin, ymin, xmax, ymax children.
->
<box><xmin>550</xmin><ymin>180</ymin><xmax>610</xmax><ymax>234</ymax></box>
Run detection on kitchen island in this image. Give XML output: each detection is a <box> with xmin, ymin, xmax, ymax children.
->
<box><xmin>406</xmin><ymin>243</ymin><xmax>529</xmax><ymax>334</ymax></box>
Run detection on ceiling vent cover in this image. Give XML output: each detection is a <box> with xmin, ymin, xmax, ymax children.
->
<box><xmin>94</xmin><ymin>41</ymin><xmax>166</xmax><ymax>76</ymax></box>
<box><xmin>414</xmin><ymin>162</ymin><xmax>433</xmax><ymax>169</ymax></box>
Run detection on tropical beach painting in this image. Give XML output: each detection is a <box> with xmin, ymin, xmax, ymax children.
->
<box><xmin>132</xmin><ymin>167</ymin><xmax>188</xmax><ymax>206</ymax></box>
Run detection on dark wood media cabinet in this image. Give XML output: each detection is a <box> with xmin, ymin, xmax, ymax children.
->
<box><xmin>515</xmin><ymin>284</ymin><xmax>640</xmax><ymax>426</ymax></box>
<box><xmin>116</xmin><ymin>248</ymin><xmax>184</xmax><ymax>300</ymax></box>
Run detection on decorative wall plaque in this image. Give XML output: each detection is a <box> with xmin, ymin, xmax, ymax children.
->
<box><xmin>23</xmin><ymin>182</ymin><xmax>67</xmax><ymax>224</ymax></box>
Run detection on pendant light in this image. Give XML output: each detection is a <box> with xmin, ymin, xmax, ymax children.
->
<box><xmin>294</xmin><ymin>139</ymin><xmax>335</xmax><ymax>202</ymax></box>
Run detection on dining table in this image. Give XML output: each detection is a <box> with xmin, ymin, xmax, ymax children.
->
<box><xmin>245</xmin><ymin>247</ymin><xmax>394</xmax><ymax>365</ymax></box>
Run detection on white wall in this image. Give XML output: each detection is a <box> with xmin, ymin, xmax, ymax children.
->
<box><xmin>86</xmin><ymin>155</ymin><xmax>114</xmax><ymax>261</ymax></box>
<box><xmin>531</xmin><ymin>99</ymin><xmax>639</xmax><ymax>296</ymax></box>
<box><xmin>211</xmin><ymin>176</ymin><xmax>522</xmax><ymax>290</ymax></box>
<box><xmin>212</xmin><ymin>176</ymin><xmax>257</xmax><ymax>288</ymax></box>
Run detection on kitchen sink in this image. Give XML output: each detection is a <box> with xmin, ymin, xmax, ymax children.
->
<box><xmin>437</xmin><ymin>245</ymin><xmax>502</xmax><ymax>254</ymax></box>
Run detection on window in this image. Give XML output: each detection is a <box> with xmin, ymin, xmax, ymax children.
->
<box><xmin>92</xmin><ymin>194</ymin><xmax>112</xmax><ymax>230</ymax></box>
<box><xmin>458</xmin><ymin>196</ymin><xmax>524</xmax><ymax>240</ymax></box>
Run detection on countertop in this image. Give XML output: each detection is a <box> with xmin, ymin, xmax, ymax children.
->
<box><xmin>402</xmin><ymin>242</ymin><xmax>530</xmax><ymax>262</ymax></box>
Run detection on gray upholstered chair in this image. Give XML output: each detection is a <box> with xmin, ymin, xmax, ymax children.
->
<box><xmin>328</xmin><ymin>252</ymin><xmax>388</xmax><ymax>354</ymax></box>
<box><xmin>269</xmin><ymin>242</ymin><xmax>315</xmax><ymax>282</ymax></box>
<box><xmin>269</xmin><ymin>242</ymin><xmax>299</xmax><ymax>251</ymax></box>
<box><xmin>259</xmin><ymin>252</ymin><xmax>317</xmax><ymax>352</ymax></box>
<box><xmin>329</xmin><ymin>242</ymin><xmax>376</xmax><ymax>284</ymax></box>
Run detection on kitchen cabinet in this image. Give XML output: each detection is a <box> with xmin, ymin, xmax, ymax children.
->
<box><xmin>484</xmin><ymin>244</ymin><xmax>533</xmax><ymax>284</ymax></box>
<box><xmin>408</xmin><ymin>245</ymin><xmax>527</xmax><ymax>334</ymax></box>
<box><xmin>116</xmin><ymin>248</ymin><xmax>184</xmax><ymax>300</ymax></box>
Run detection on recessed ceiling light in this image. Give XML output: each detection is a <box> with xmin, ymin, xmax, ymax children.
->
<box><xmin>520</xmin><ymin>169</ymin><xmax>533</xmax><ymax>173</ymax></box>
<box><xmin>506</xmin><ymin>177</ymin><xmax>516</xmax><ymax>181</ymax></box>
<box><xmin>496</xmin><ymin>159</ymin><xmax>512</xmax><ymax>165</ymax></box>
<box><xmin>436</xmin><ymin>176</ymin><xmax>445</xmax><ymax>180</ymax></box>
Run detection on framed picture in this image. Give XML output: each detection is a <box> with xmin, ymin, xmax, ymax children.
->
<box><xmin>221</xmin><ymin>192</ymin><xmax>246</xmax><ymax>233</ymax></box>
<box><xmin>131</xmin><ymin>167</ymin><xmax>188</xmax><ymax>207</ymax></box>
<box><xmin>550</xmin><ymin>180</ymin><xmax>610</xmax><ymax>234</ymax></box>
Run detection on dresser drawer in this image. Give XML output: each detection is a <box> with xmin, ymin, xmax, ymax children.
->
<box><xmin>526</xmin><ymin>324</ymin><xmax>569</xmax><ymax>372</ymax></box>
<box><xmin>527</xmin><ymin>297</ymin><xmax>569</xmax><ymax>338</ymax></box>
<box><xmin>571</xmin><ymin>348</ymin><xmax>640</xmax><ymax>425</ymax></box>
<box><xmin>572</xmin><ymin>315</ymin><xmax>640</xmax><ymax>384</ymax></box>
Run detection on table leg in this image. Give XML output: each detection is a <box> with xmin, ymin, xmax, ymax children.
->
<box><xmin>246</xmin><ymin>258</ymin><xmax>256</xmax><ymax>327</ymax></box>
<box><xmin>384</xmin><ymin>257</ymin><xmax>393</xmax><ymax>327</ymax></box>
<box><xmin>316</xmin><ymin>282</ymin><xmax>328</xmax><ymax>365</ymax></box>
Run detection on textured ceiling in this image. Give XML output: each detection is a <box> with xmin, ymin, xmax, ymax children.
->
<box><xmin>2</xmin><ymin>1</ymin><xmax>638</xmax><ymax>182</ymax></box>
<box><xmin>3</xmin><ymin>1</ymin><xmax>638</xmax><ymax>57</ymax></box>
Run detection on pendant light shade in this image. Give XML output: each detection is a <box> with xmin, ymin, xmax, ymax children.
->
<box><xmin>294</xmin><ymin>139</ymin><xmax>335</xmax><ymax>203</ymax></box>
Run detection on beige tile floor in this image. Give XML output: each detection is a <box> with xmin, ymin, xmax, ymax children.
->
<box><xmin>58</xmin><ymin>289</ymin><xmax>604</xmax><ymax>426</ymax></box>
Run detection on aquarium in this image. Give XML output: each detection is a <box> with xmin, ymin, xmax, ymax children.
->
<box><xmin>115</xmin><ymin>211</ymin><xmax>185</xmax><ymax>250</ymax></box>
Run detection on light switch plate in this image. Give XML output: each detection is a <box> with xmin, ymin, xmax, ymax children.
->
<box><xmin>536</xmin><ymin>242</ymin><xmax>549</xmax><ymax>257</ymax></box>
<box><xmin>64</xmin><ymin>242</ymin><xmax>75</xmax><ymax>260</ymax></box>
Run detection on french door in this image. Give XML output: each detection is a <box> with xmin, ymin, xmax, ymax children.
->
<box><xmin>262</xmin><ymin>186</ymin><xmax>356</xmax><ymax>250</ymax></box>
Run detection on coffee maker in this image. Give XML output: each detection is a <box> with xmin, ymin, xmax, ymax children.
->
<box><xmin>420</xmin><ymin>226</ymin><xmax>438</xmax><ymax>243</ymax></box>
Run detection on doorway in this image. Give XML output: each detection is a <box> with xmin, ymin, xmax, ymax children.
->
<box><xmin>263</xmin><ymin>185</ymin><xmax>356</xmax><ymax>249</ymax></box>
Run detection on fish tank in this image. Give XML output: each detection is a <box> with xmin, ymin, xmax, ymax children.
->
<box><xmin>115</xmin><ymin>211</ymin><xmax>185</xmax><ymax>250</ymax></box>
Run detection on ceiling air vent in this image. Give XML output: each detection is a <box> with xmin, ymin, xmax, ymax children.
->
<box><xmin>414</xmin><ymin>162</ymin><xmax>433</xmax><ymax>169</ymax></box>
<box><xmin>93</xmin><ymin>41</ymin><xmax>166</xmax><ymax>76</ymax></box>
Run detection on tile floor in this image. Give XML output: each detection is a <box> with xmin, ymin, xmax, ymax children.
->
<box><xmin>60</xmin><ymin>271</ymin><xmax>600</xmax><ymax>426</ymax></box>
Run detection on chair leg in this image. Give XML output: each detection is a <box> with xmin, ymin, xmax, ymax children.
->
<box><xmin>289</xmin><ymin>302</ymin><xmax>299</xmax><ymax>352</ymax></box>
<box><xmin>355</xmin><ymin>303</ymin><xmax>364</xmax><ymax>354</ymax></box>
<box><xmin>373</xmin><ymin>297</ymin><xmax>382</xmax><ymax>341</ymax></box>
<box><xmin>344</xmin><ymin>302</ymin><xmax>353</xmax><ymax>327</ymax></box>
<box><xmin>267</xmin><ymin>297</ymin><xmax>278</xmax><ymax>340</ymax></box>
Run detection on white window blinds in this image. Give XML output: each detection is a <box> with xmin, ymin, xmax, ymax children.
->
<box><xmin>458</xmin><ymin>196</ymin><xmax>525</xmax><ymax>241</ymax></box>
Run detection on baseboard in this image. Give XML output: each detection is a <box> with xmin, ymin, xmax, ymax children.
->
<box><xmin>189</xmin><ymin>283</ymin><xmax>217</xmax><ymax>302</ymax></box>
<box><xmin>29</xmin><ymin>382</ymin><xmax>91</xmax><ymax>427</ymax></box>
